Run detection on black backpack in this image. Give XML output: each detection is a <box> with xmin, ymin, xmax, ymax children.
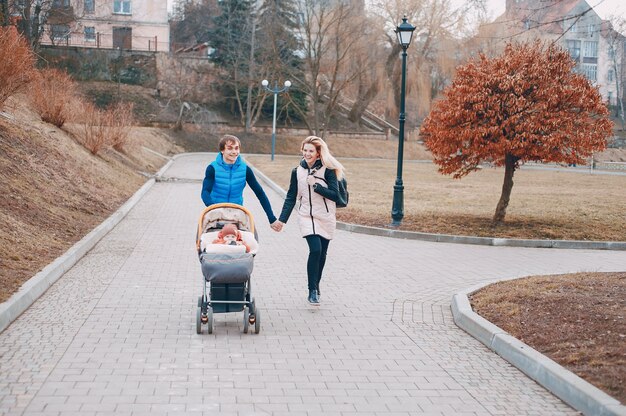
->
<box><xmin>336</xmin><ymin>177</ymin><xmax>349</xmax><ymax>208</ymax></box>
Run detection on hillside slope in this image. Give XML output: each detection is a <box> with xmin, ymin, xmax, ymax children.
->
<box><xmin>0</xmin><ymin>97</ymin><xmax>181</xmax><ymax>302</ymax></box>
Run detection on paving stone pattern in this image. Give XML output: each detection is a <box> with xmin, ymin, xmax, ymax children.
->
<box><xmin>1</xmin><ymin>153</ymin><xmax>625</xmax><ymax>415</ymax></box>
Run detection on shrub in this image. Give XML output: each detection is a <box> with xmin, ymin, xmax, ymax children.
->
<box><xmin>28</xmin><ymin>69</ymin><xmax>77</xmax><ymax>127</ymax></box>
<box><xmin>80</xmin><ymin>102</ymin><xmax>109</xmax><ymax>155</ymax></box>
<box><xmin>107</xmin><ymin>102</ymin><xmax>135</xmax><ymax>152</ymax></box>
<box><xmin>0</xmin><ymin>27</ymin><xmax>35</xmax><ymax>109</ymax></box>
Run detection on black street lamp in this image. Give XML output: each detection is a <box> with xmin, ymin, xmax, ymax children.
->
<box><xmin>261</xmin><ymin>79</ymin><xmax>292</xmax><ymax>161</ymax></box>
<box><xmin>391</xmin><ymin>16</ymin><xmax>415</xmax><ymax>226</ymax></box>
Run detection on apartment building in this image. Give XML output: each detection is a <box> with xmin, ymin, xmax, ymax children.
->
<box><xmin>42</xmin><ymin>0</ymin><xmax>170</xmax><ymax>52</ymax></box>
<box><xmin>483</xmin><ymin>0</ymin><xmax>625</xmax><ymax>106</ymax></box>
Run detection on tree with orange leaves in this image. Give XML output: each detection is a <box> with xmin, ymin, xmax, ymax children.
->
<box><xmin>421</xmin><ymin>41</ymin><xmax>613</xmax><ymax>223</ymax></box>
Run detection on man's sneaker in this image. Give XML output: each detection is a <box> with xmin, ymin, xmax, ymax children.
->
<box><xmin>308</xmin><ymin>289</ymin><xmax>320</xmax><ymax>305</ymax></box>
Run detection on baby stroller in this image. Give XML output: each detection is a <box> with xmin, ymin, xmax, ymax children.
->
<box><xmin>195</xmin><ymin>203</ymin><xmax>261</xmax><ymax>334</ymax></box>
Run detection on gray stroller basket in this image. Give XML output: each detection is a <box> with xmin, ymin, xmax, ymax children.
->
<box><xmin>194</xmin><ymin>203</ymin><xmax>260</xmax><ymax>334</ymax></box>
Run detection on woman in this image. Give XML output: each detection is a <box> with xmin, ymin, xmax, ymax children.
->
<box><xmin>201</xmin><ymin>134</ymin><xmax>277</xmax><ymax>225</ymax></box>
<box><xmin>272</xmin><ymin>136</ymin><xmax>345</xmax><ymax>305</ymax></box>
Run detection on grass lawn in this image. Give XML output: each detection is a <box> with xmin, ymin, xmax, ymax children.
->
<box><xmin>245</xmin><ymin>155</ymin><xmax>626</xmax><ymax>241</ymax></box>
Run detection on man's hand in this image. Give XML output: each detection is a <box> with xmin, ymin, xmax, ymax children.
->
<box><xmin>270</xmin><ymin>221</ymin><xmax>284</xmax><ymax>232</ymax></box>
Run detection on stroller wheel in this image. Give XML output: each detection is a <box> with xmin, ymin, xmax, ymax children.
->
<box><xmin>248</xmin><ymin>314</ymin><xmax>256</xmax><ymax>325</ymax></box>
<box><xmin>243</xmin><ymin>307</ymin><xmax>250</xmax><ymax>334</ymax></box>
<box><xmin>196</xmin><ymin>306</ymin><xmax>203</xmax><ymax>334</ymax></box>
<box><xmin>254</xmin><ymin>307</ymin><xmax>261</xmax><ymax>334</ymax></box>
<box><xmin>206</xmin><ymin>307</ymin><xmax>213</xmax><ymax>334</ymax></box>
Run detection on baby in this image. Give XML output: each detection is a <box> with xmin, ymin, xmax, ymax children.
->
<box><xmin>212</xmin><ymin>223</ymin><xmax>250</xmax><ymax>253</ymax></box>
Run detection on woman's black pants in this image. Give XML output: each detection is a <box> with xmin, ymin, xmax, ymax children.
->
<box><xmin>304</xmin><ymin>235</ymin><xmax>330</xmax><ymax>291</ymax></box>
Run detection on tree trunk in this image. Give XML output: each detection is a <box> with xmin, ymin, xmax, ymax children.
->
<box><xmin>493</xmin><ymin>153</ymin><xmax>518</xmax><ymax>223</ymax></box>
<box><xmin>0</xmin><ymin>0</ymin><xmax>9</xmax><ymax>26</ymax></box>
<box><xmin>348</xmin><ymin>83</ymin><xmax>379</xmax><ymax>123</ymax></box>
<box><xmin>244</xmin><ymin>16</ymin><xmax>256</xmax><ymax>132</ymax></box>
<box><xmin>385</xmin><ymin>44</ymin><xmax>402</xmax><ymax>116</ymax></box>
<box><xmin>31</xmin><ymin>2</ymin><xmax>43</xmax><ymax>51</ymax></box>
<box><xmin>611</xmin><ymin>58</ymin><xmax>625</xmax><ymax>130</ymax></box>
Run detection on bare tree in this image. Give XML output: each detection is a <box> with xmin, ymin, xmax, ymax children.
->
<box><xmin>369</xmin><ymin>0</ymin><xmax>486</xmax><ymax>123</ymax></box>
<box><xmin>292</xmin><ymin>0</ymin><xmax>370</xmax><ymax>137</ymax></box>
<box><xmin>158</xmin><ymin>58</ymin><xmax>213</xmax><ymax>131</ymax></box>
<box><xmin>346</xmin><ymin>14</ymin><xmax>387</xmax><ymax>125</ymax></box>
<box><xmin>604</xmin><ymin>16</ymin><xmax>626</xmax><ymax>130</ymax></box>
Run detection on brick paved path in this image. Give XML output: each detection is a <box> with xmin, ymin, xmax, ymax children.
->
<box><xmin>1</xmin><ymin>153</ymin><xmax>625</xmax><ymax>415</ymax></box>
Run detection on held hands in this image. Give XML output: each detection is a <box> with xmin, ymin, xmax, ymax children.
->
<box><xmin>306</xmin><ymin>175</ymin><xmax>316</xmax><ymax>186</ymax></box>
<box><xmin>270</xmin><ymin>221</ymin><xmax>284</xmax><ymax>232</ymax></box>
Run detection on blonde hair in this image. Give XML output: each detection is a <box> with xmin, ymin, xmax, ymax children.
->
<box><xmin>301</xmin><ymin>136</ymin><xmax>345</xmax><ymax>179</ymax></box>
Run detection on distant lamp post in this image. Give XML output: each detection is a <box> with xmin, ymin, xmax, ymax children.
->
<box><xmin>390</xmin><ymin>16</ymin><xmax>415</xmax><ymax>226</ymax></box>
<box><xmin>261</xmin><ymin>79</ymin><xmax>292</xmax><ymax>161</ymax></box>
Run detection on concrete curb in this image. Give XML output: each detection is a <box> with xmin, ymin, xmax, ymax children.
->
<box><xmin>0</xmin><ymin>159</ymin><xmax>175</xmax><ymax>334</ymax></box>
<box><xmin>248</xmin><ymin>162</ymin><xmax>626</xmax><ymax>251</ymax></box>
<box><xmin>452</xmin><ymin>284</ymin><xmax>626</xmax><ymax>416</ymax></box>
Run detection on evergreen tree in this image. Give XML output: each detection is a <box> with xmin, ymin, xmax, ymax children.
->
<box><xmin>208</xmin><ymin>0</ymin><xmax>256</xmax><ymax>121</ymax></box>
<box><xmin>257</xmin><ymin>0</ymin><xmax>306</xmax><ymax>123</ymax></box>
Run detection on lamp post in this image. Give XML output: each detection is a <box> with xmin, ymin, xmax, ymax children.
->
<box><xmin>261</xmin><ymin>79</ymin><xmax>292</xmax><ymax>161</ymax></box>
<box><xmin>390</xmin><ymin>16</ymin><xmax>415</xmax><ymax>226</ymax></box>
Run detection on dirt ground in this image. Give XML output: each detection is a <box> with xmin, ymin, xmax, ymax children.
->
<box><xmin>470</xmin><ymin>272</ymin><xmax>626</xmax><ymax>404</ymax></box>
<box><xmin>1</xmin><ymin>84</ymin><xmax>625</xmax><ymax>407</ymax></box>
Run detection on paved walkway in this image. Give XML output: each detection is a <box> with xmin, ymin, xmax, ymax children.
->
<box><xmin>1</xmin><ymin>153</ymin><xmax>625</xmax><ymax>416</ymax></box>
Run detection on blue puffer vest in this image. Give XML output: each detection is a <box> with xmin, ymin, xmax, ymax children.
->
<box><xmin>210</xmin><ymin>153</ymin><xmax>247</xmax><ymax>205</ymax></box>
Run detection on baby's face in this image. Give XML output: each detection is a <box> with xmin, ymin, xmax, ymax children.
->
<box><xmin>223</xmin><ymin>234</ymin><xmax>237</xmax><ymax>243</ymax></box>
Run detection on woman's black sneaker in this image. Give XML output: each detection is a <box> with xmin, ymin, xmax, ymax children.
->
<box><xmin>308</xmin><ymin>290</ymin><xmax>320</xmax><ymax>305</ymax></box>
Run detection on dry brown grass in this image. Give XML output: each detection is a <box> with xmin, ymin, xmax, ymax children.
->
<box><xmin>245</xmin><ymin>155</ymin><xmax>626</xmax><ymax>241</ymax></box>
<box><xmin>470</xmin><ymin>272</ymin><xmax>626</xmax><ymax>403</ymax></box>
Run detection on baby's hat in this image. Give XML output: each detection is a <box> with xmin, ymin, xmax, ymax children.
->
<box><xmin>221</xmin><ymin>223</ymin><xmax>238</xmax><ymax>237</ymax></box>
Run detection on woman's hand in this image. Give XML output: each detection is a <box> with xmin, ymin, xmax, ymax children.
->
<box><xmin>271</xmin><ymin>221</ymin><xmax>284</xmax><ymax>232</ymax></box>
<box><xmin>306</xmin><ymin>175</ymin><xmax>316</xmax><ymax>186</ymax></box>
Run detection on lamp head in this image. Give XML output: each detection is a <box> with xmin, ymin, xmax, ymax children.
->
<box><xmin>261</xmin><ymin>79</ymin><xmax>269</xmax><ymax>87</ymax></box>
<box><xmin>395</xmin><ymin>16</ymin><xmax>416</xmax><ymax>49</ymax></box>
<box><xmin>284</xmin><ymin>80</ymin><xmax>292</xmax><ymax>88</ymax></box>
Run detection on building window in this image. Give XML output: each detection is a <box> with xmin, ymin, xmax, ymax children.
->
<box><xmin>583</xmin><ymin>41</ymin><xmax>598</xmax><ymax>58</ymax></box>
<box><xmin>582</xmin><ymin>41</ymin><xmax>598</xmax><ymax>64</ymax></box>
<box><xmin>569</xmin><ymin>20</ymin><xmax>578</xmax><ymax>33</ymax></box>
<box><xmin>52</xmin><ymin>0</ymin><xmax>70</xmax><ymax>6</ymax></box>
<box><xmin>51</xmin><ymin>24</ymin><xmax>70</xmax><ymax>40</ymax></box>
<box><xmin>113</xmin><ymin>0</ymin><xmax>131</xmax><ymax>14</ymax></box>
<box><xmin>84</xmin><ymin>0</ymin><xmax>94</xmax><ymax>13</ymax></box>
<box><xmin>608</xmin><ymin>91</ymin><xmax>613</xmax><ymax>105</ymax></box>
<box><xmin>566</xmin><ymin>40</ymin><xmax>581</xmax><ymax>62</ymax></box>
<box><xmin>608</xmin><ymin>45</ymin><xmax>615</xmax><ymax>60</ymax></box>
<box><xmin>581</xmin><ymin>64</ymin><xmax>597</xmax><ymax>82</ymax></box>
<box><xmin>84</xmin><ymin>26</ymin><xmax>95</xmax><ymax>41</ymax></box>
<box><xmin>608</xmin><ymin>69</ymin><xmax>614</xmax><ymax>83</ymax></box>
